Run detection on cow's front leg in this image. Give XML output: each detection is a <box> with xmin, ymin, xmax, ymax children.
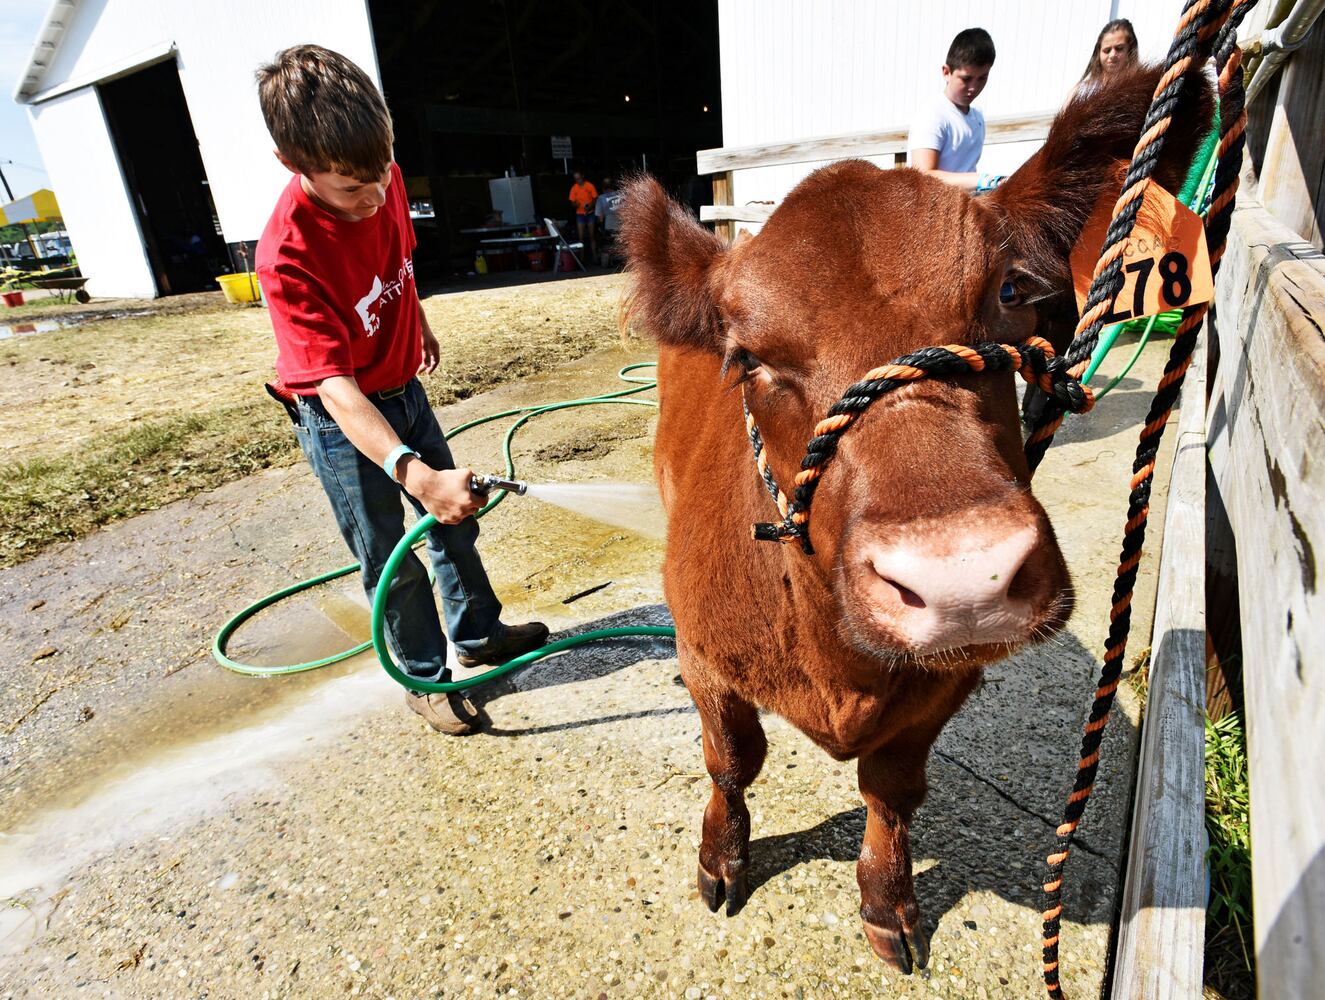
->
<box><xmin>687</xmin><ymin>675</ymin><xmax>767</xmax><ymax>916</ymax></box>
<box><xmin>856</xmin><ymin>742</ymin><xmax>931</xmax><ymax>975</ymax></box>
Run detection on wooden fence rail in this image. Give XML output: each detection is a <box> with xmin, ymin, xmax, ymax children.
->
<box><xmin>694</xmin><ymin>111</ymin><xmax>1056</xmax><ymax>176</ymax></box>
<box><xmin>694</xmin><ymin>111</ymin><xmax>1056</xmax><ymax>240</ymax></box>
<box><xmin>1111</xmin><ymin>333</ymin><xmax>1209</xmax><ymax>998</ymax></box>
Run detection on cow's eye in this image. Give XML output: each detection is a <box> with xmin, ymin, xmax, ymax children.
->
<box><xmin>722</xmin><ymin>347</ymin><xmax>763</xmax><ymax>386</ymax></box>
<box><xmin>998</xmin><ymin>279</ymin><xmax>1023</xmax><ymax>306</ymax></box>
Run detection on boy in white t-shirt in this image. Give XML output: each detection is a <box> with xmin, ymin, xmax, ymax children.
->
<box><xmin>908</xmin><ymin>28</ymin><xmax>1003</xmax><ymax>193</ymax></box>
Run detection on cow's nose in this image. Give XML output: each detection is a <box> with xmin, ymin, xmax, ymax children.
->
<box><xmin>862</xmin><ymin>525</ymin><xmax>1040</xmax><ymax>652</ymax></box>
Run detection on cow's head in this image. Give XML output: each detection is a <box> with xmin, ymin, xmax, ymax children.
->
<box><xmin>623</xmin><ymin>66</ymin><xmax>1212</xmax><ymax>669</ymax></box>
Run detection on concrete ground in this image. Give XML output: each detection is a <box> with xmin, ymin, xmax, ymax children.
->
<box><xmin>0</xmin><ymin>339</ymin><xmax>1173</xmax><ymax>999</ymax></box>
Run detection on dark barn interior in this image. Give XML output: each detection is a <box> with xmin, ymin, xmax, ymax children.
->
<box><xmin>99</xmin><ymin>59</ymin><xmax>229</xmax><ymax>296</ymax></box>
<box><xmin>368</xmin><ymin>0</ymin><xmax>722</xmax><ymax>277</ymax></box>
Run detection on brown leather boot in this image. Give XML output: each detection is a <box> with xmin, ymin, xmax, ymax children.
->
<box><xmin>405</xmin><ymin>690</ymin><xmax>480</xmax><ymax>735</ymax></box>
<box><xmin>456</xmin><ymin>621</ymin><xmax>550</xmax><ymax>668</ymax></box>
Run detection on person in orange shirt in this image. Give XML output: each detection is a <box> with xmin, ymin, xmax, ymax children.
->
<box><xmin>568</xmin><ymin>170</ymin><xmax>599</xmax><ymax>262</ymax></box>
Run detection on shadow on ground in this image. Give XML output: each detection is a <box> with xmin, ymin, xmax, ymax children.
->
<box><xmin>471</xmin><ymin>605</ymin><xmax>1125</xmax><ymax>950</ymax></box>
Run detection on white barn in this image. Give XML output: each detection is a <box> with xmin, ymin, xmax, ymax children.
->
<box><xmin>14</xmin><ymin>0</ymin><xmax>379</xmax><ymax>299</ymax></box>
<box><xmin>14</xmin><ymin>0</ymin><xmax>1187</xmax><ymax>298</ymax></box>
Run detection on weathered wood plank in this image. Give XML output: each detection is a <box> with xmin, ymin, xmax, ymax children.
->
<box><xmin>699</xmin><ymin>204</ymin><xmax>775</xmax><ymax>224</ymax></box>
<box><xmin>1256</xmin><ymin>5</ymin><xmax>1325</xmax><ymax>249</ymax></box>
<box><xmin>694</xmin><ymin>112</ymin><xmax>1055</xmax><ymax>175</ymax></box>
<box><xmin>1111</xmin><ymin>331</ymin><xmax>1208</xmax><ymax>999</ymax></box>
<box><xmin>711</xmin><ymin>172</ymin><xmax>734</xmax><ymax>244</ymax></box>
<box><xmin>1206</xmin><ymin>192</ymin><xmax>1325</xmax><ymax>996</ymax></box>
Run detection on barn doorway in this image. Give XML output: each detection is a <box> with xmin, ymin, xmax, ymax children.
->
<box><xmin>369</xmin><ymin>0</ymin><xmax>722</xmax><ymax>279</ymax></box>
<box><xmin>98</xmin><ymin>59</ymin><xmax>228</xmax><ymax>296</ymax></box>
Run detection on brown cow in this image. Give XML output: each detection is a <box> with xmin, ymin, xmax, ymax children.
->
<box><xmin>621</xmin><ymin>65</ymin><xmax>1212</xmax><ymax>974</ymax></box>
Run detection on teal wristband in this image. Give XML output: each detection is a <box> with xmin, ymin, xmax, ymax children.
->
<box><xmin>383</xmin><ymin>444</ymin><xmax>419</xmax><ymax>482</ymax></box>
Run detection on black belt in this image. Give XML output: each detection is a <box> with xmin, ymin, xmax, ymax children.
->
<box><xmin>268</xmin><ymin>381</ymin><xmax>411</xmax><ymax>427</ymax></box>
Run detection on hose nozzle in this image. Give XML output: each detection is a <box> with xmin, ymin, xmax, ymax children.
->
<box><xmin>470</xmin><ymin>473</ymin><xmax>528</xmax><ymax>496</ymax></box>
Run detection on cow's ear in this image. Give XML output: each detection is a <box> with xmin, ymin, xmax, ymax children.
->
<box><xmin>620</xmin><ymin>176</ymin><xmax>725</xmax><ymax>352</ymax></box>
<box><xmin>991</xmin><ymin>63</ymin><xmax>1215</xmax><ymax>306</ymax></box>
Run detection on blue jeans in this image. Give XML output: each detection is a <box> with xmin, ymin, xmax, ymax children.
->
<box><xmin>291</xmin><ymin>378</ymin><xmax>504</xmax><ymax>681</ymax></box>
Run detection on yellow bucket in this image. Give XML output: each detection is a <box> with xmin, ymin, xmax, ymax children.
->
<box><xmin>217</xmin><ymin>272</ymin><xmax>262</xmax><ymax>304</ymax></box>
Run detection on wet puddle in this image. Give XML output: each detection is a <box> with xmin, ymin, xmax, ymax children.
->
<box><xmin>0</xmin><ymin>584</ymin><xmax>393</xmax><ymax>956</ymax></box>
<box><xmin>0</xmin><ymin>309</ymin><xmax>157</xmax><ymax>341</ymax></box>
<box><xmin>0</xmin><ymin>667</ymin><xmax>393</xmax><ymax>955</ymax></box>
<box><xmin>0</xmin><ymin>320</ymin><xmax>60</xmax><ymax>341</ymax></box>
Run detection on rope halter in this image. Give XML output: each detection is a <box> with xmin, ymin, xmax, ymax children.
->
<box><xmin>745</xmin><ymin>336</ymin><xmax>1095</xmax><ymax>554</ymax></box>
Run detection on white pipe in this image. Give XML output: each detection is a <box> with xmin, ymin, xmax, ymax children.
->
<box><xmin>1242</xmin><ymin>0</ymin><xmax>1300</xmax><ymax>79</ymax></box>
<box><xmin>1245</xmin><ymin>0</ymin><xmax>1325</xmax><ymax>104</ymax></box>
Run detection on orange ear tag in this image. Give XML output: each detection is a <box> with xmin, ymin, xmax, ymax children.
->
<box><xmin>1069</xmin><ymin>180</ymin><xmax>1213</xmax><ymax>324</ymax></box>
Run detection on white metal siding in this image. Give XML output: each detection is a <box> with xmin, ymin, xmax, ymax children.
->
<box><xmin>174</xmin><ymin>2</ymin><xmax>382</xmax><ymax>246</ymax></box>
<box><xmin>718</xmin><ymin>0</ymin><xmax>1189</xmax><ymax>214</ymax></box>
<box><xmin>24</xmin><ymin>0</ymin><xmax>380</xmax><ymax>295</ymax></box>
<box><xmin>27</xmin><ymin>88</ymin><xmax>156</xmax><ymax>299</ymax></box>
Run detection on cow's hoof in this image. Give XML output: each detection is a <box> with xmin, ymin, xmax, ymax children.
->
<box><xmin>862</xmin><ymin>919</ymin><xmax>929</xmax><ymax>975</ymax></box>
<box><xmin>697</xmin><ymin>863</ymin><xmax>749</xmax><ymax>916</ymax></box>
<box><xmin>697</xmin><ymin>863</ymin><xmax>723</xmax><ymax>912</ymax></box>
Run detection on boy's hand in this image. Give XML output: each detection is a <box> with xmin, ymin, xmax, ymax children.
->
<box><xmin>419</xmin><ymin>325</ymin><xmax>439</xmax><ymax>375</ymax></box>
<box><xmin>401</xmin><ymin>461</ymin><xmax>479</xmax><ymax>524</ymax></box>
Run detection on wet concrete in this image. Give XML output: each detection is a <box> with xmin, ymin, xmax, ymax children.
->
<box><xmin>0</xmin><ymin>341</ymin><xmax>1174</xmax><ymax>998</ymax></box>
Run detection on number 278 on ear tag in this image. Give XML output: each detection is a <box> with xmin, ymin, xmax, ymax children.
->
<box><xmin>1070</xmin><ymin>181</ymin><xmax>1214</xmax><ymax>324</ymax></box>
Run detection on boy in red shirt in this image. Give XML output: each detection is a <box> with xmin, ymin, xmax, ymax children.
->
<box><xmin>255</xmin><ymin>45</ymin><xmax>547</xmax><ymax>735</ymax></box>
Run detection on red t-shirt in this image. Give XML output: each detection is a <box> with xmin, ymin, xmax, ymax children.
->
<box><xmin>257</xmin><ymin>162</ymin><xmax>420</xmax><ymax>396</ymax></box>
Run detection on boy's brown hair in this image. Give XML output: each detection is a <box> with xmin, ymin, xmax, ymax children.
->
<box><xmin>945</xmin><ymin>27</ymin><xmax>995</xmax><ymax>71</ymax></box>
<box><xmin>256</xmin><ymin>44</ymin><xmax>393</xmax><ymax>181</ymax></box>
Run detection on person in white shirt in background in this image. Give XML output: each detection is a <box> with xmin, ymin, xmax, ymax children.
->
<box><xmin>594</xmin><ymin>177</ymin><xmax>625</xmax><ymax>266</ymax></box>
<box><xmin>908</xmin><ymin>28</ymin><xmax>1003</xmax><ymax>194</ymax></box>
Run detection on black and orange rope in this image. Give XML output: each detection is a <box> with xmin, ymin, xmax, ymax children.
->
<box><xmin>740</xmin><ymin>0</ymin><xmax>1257</xmax><ymax>993</ymax></box>
<box><xmin>747</xmin><ymin>337</ymin><xmax>1094</xmax><ymax>552</ymax></box>
<box><xmin>1025</xmin><ymin>0</ymin><xmax>1241</xmax><ymax>472</ymax></box>
<box><xmin>1037</xmin><ymin>1</ymin><xmax>1254</xmax><ymax>996</ymax></box>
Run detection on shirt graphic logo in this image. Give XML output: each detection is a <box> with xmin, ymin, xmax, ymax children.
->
<box><xmin>355</xmin><ymin>275</ymin><xmax>384</xmax><ymax>337</ymax></box>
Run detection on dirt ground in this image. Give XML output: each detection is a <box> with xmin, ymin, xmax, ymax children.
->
<box><xmin>0</xmin><ymin>275</ymin><xmax>631</xmax><ymax>566</ymax></box>
<box><xmin>0</xmin><ymin>290</ymin><xmax>1177</xmax><ymax>999</ymax></box>
<box><xmin>0</xmin><ymin>278</ymin><xmax>628</xmax><ymax>461</ymax></box>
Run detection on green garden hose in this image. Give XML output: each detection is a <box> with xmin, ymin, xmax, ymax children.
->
<box><xmin>213</xmin><ymin>363</ymin><xmax>676</xmax><ymax>689</ymax></box>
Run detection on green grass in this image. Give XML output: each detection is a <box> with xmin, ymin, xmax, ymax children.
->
<box><xmin>0</xmin><ymin>403</ymin><xmax>297</xmax><ymax>566</ymax></box>
<box><xmin>1204</xmin><ymin>710</ymin><xmax>1254</xmax><ymax>999</ymax></box>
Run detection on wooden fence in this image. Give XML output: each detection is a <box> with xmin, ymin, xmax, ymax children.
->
<box><xmin>1111</xmin><ymin>189</ymin><xmax>1325</xmax><ymax>998</ymax></box>
<box><xmin>1115</xmin><ymin>20</ymin><xmax>1325</xmax><ymax>996</ymax></box>
<box><xmin>1111</xmin><ymin>329</ymin><xmax>1210</xmax><ymax>998</ymax></box>
<box><xmin>1204</xmin><ymin>197</ymin><xmax>1325</xmax><ymax>996</ymax></box>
